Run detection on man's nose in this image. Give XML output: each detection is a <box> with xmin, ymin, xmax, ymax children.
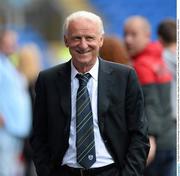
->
<box><xmin>79</xmin><ymin>38</ymin><xmax>88</xmax><ymax>48</ymax></box>
<box><xmin>125</xmin><ymin>35</ymin><xmax>133</xmax><ymax>44</ymax></box>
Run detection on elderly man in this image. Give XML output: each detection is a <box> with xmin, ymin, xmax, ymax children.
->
<box><xmin>30</xmin><ymin>11</ymin><xmax>149</xmax><ymax>176</ymax></box>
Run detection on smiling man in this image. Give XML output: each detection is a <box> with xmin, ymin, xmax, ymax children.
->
<box><xmin>30</xmin><ymin>11</ymin><xmax>149</xmax><ymax>176</ymax></box>
<box><xmin>63</xmin><ymin>14</ymin><xmax>104</xmax><ymax>73</ymax></box>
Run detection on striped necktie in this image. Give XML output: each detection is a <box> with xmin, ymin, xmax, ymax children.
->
<box><xmin>76</xmin><ymin>73</ymin><xmax>96</xmax><ymax>169</ymax></box>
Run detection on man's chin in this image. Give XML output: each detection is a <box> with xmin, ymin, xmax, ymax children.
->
<box><xmin>78</xmin><ymin>54</ymin><xmax>92</xmax><ymax>61</ymax></box>
<box><xmin>78</xmin><ymin>57</ymin><xmax>94</xmax><ymax>65</ymax></box>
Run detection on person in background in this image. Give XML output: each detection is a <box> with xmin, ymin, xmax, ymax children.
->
<box><xmin>99</xmin><ymin>35</ymin><xmax>130</xmax><ymax>65</ymax></box>
<box><xmin>0</xmin><ymin>28</ymin><xmax>32</xmax><ymax>176</ymax></box>
<box><xmin>17</xmin><ymin>42</ymin><xmax>42</xmax><ymax>176</ymax></box>
<box><xmin>17</xmin><ymin>42</ymin><xmax>42</xmax><ymax>118</ymax></box>
<box><xmin>123</xmin><ymin>16</ymin><xmax>176</xmax><ymax>176</ymax></box>
<box><xmin>157</xmin><ymin>19</ymin><xmax>176</xmax><ymax>120</ymax></box>
<box><xmin>30</xmin><ymin>11</ymin><xmax>149</xmax><ymax>176</ymax></box>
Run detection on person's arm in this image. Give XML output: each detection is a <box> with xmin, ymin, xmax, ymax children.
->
<box><xmin>142</xmin><ymin>84</ymin><xmax>163</xmax><ymax>136</ymax></box>
<box><xmin>146</xmin><ymin>136</ymin><xmax>156</xmax><ymax>165</ymax></box>
<box><xmin>121</xmin><ymin>69</ymin><xmax>150</xmax><ymax>176</ymax></box>
<box><xmin>134</xmin><ymin>62</ymin><xmax>163</xmax><ymax>137</ymax></box>
<box><xmin>141</xmin><ymin>83</ymin><xmax>166</xmax><ymax>167</ymax></box>
<box><xmin>30</xmin><ymin>72</ymin><xmax>51</xmax><ymax>176</ymax></box>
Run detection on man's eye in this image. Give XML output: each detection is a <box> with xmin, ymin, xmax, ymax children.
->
<box><xmin>73</xmin><ymin>37</ymin><xmax>81</xmax><ymax>41</ymax></box>
<box><xmin>86</xmin><ymin>37</ymin><xmax>94</xmax><ymax>41</ymax></box>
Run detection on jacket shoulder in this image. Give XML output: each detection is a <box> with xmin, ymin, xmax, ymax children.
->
<box><xmin>39</xmin><ymin>61</ymin><xmax>70</xmax><ymax>78</ymax></box>
<box><xmin>100</xmin><ymin>58</ymin><xmax>134</xmax><ymax>74</ymax></box>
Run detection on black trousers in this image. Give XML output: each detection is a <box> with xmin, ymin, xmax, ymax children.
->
<box><xmin>54</xmin><ymin>163</ymin><xmax>120</xmax><ymax>176</ymax></box>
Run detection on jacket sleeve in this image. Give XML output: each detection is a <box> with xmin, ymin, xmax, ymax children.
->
<box><xmin>141</xmin><ymin>84</ymin><xmax>163</xmax><ymax>136</ymax></box>
<box><xmin>30</xmin><ymin>72</ymin><xmax>52</xmax><ymax>176</ymax></box>
<box><xmin>134</xmin><ymin>62</ymin><xmax>163</xmax><ymax>136</ymax></box>
<box><xmin>121</xmin><ymin>69</ymin><xmax>150</xmax><ymax>176</ymax></box>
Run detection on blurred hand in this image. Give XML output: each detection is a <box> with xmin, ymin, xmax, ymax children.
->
<box><xmin>146</xmin><ymin>136</ymin><xmax>156</xmax><ymax>165</ymax></box>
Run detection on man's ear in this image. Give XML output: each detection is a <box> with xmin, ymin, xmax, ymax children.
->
<box><xmin>64</xmin><ymin>35</ymin><xmax>69</xmax><ymax>47</ymax></box>
<box><xmin>99</xmin><ymin>35</ymin><xmax>104</xmax><ymax>47</ymax></box>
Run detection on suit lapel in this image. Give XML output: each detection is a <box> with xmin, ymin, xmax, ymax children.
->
<box><xmin>98</xmin><ymin>59</ymin><xmax>112</xmax><ymax>132</ymax></box>
<box><xmin>55</xmin><ymin>61</ymin><xmax>71</xmax><ymax>119</ymax></box>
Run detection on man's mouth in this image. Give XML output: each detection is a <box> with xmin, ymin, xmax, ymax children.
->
<box><xmin>76</xmin><ymin>49</ymin><xmax>90</xmax><ymax>54</ymax></box>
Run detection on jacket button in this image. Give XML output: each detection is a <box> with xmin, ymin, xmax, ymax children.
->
<box><xmin>104</xmin><ymin>139</ymin><xmax>108</xmax><ymax>143</ymax></box>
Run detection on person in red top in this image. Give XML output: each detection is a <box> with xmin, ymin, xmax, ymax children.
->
<box><xmin>133</xmin><ymin>41</ymin><xmax>172</xmax><ymax>85</ymax></box>
<box><xmin>123</xmin><ymin>16</ymin><xmax>176</xmax><ymax>176</ymax></box>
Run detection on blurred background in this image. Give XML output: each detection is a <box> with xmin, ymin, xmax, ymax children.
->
<box><xmin>0</xmin><ymin>0</ymin><xmax>176</xmax><ymax>176</ymax></box>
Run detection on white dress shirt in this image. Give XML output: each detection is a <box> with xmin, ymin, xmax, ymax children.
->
<box><xmin>62</xmin><ymin>59</ymin><xmax>114</xmax><ymax>168</ymax></box>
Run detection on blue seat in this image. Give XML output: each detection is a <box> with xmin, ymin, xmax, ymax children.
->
<box><xmin>88</xmin><ymin>0</ymin><xmax>176</xmax><ymax>40</ymax></box>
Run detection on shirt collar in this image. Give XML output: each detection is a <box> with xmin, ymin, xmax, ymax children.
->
<box><xmin>71</xmin><ymin>58</ymin><xmax>99</xmax><ymax>81</ymax></box>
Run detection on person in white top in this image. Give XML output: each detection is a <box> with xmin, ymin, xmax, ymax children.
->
<box><xmin>158</xmin><ymin>19</ymin><xmax>176</xmax><ymax>120</ymax></box>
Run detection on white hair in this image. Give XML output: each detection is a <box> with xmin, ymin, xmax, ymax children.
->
<box><xmin>63</xmin><ymin>11</ymin><xmax>104</xmax><ymax>35</ymax></box>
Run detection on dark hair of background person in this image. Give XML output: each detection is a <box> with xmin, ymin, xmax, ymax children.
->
<box><xmin>99</xmin><ymin>35</ymin><xmax>130</xmax><ymax>65</ymax></box>
<box><xmin>157</xmin><ymin>19</ymin><xmax>176</xmax><ymax>44</ymax></box>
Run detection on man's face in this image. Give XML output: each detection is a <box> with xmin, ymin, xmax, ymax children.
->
<box><xmin>1</xmin><ymin>31</ymin><xmax>18</xmax><ymax>56</ymax></box>
<box><xmin>64</xmin><ymin>18</ymin><xmax>103</xmax><ymax>69</ymax></box>
<box><xmin>124</xmin><ymin>21</ymin><xmax>149</xmax><ymax>57</ymax></box>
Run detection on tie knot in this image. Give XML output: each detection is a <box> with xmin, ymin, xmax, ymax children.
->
<box><xmin>76</xmin><ymin>73</ymin><xmax>91</xmax><ymax>86</ymax></box>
